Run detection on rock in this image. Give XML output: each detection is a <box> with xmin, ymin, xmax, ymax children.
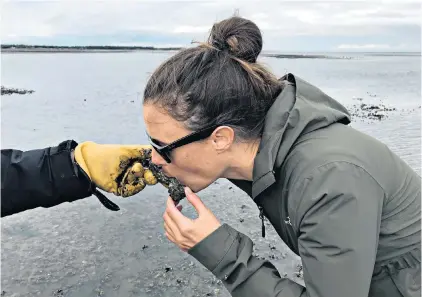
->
<box><xmin>53</xmin><ymin>289</ymin><xmax>64</xmax><ymax>297</ymax></box>
<box><xmin>142</xmin><ymin>245</ymin><xmax>148</xmax><ymax>250</ymax></box>
<box><xmin>368</xmin><ymin>113</ymin><xmax>385</xmax><ymax>120</ymax></box>
<box><xmin>239</xmin><ymin>218</ymin><xmax>244</xmax><ymax>223</ymax></box>
<box><xmin>1</xmin><ymin>291</ymin><xmax>6</xmax><ymax>296</ymax></box>
<box><xmin>360</xmin><ymin>104</ymin><xmax>380</xmax><ymax>110</ymax></box>
<box><xmin>165</xmin><ymin>267</ymin><xmax>172</xmax><ymax>272</ymax></box>
<box><xmin>1</xmin><ymin>86</ymin><xmax>35</xmax><ymax>95</ymax></box>
<box><xmin>229</xmin><ymin>187</ymin><xmax>233</xmax><ymax>190</ymax></box>
<box><xmin>349</xmin><ymin>99</ymin><xmax>397</xmax><ymax>122</ymax></box>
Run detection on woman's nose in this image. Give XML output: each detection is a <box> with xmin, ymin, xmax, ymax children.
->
<box><xmin>151</xmin><ymin>149</ymin><xmax>167</xmax><ymax>166</ymax></box>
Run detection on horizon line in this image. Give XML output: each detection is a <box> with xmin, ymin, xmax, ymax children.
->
<box><xmin>1</xmin><ymin>44</ymin><xmax>421</xmax><ymax>54</ymax></box>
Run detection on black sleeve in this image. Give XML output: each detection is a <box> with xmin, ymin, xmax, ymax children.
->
<box><xmin>1</xmin><ymin>140</ymin><xmax>92</xmax><ymax>217</ymax></box>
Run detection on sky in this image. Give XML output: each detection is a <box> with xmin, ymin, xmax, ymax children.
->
<box><xmin>1</xmin><ymin>0</ymin><xmax>421</xmax><ymax>52</ymax></box>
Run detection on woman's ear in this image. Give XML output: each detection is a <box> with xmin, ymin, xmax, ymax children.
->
<box><xmin>211</xmin><ymin>126</ymin><xmax>235</xmax><ymax>152</ymax></box>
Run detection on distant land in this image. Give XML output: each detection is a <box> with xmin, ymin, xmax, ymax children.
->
<box><xmin>1</xmin><ymin>44</ymin><xmax>183</xmax><ymax>53</ymax></box>
<box><xmin>1</xmin><ymin>44</ymin><xmax>420</xmax><ymax>59</ymax></box>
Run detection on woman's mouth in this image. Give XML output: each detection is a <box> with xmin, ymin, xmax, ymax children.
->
<box><xmin>162</xmin><ymin>169</ymin><xmax>172</xmax><ymax>178</ymax></box>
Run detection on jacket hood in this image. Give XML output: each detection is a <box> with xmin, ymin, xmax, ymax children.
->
<box><xmin>252</xmin><ymin>73</ymin><xmax>351</xmax><ymax>199</ymax></box>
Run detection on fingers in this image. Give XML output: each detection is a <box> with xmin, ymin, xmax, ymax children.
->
<box><xmin>164</xmin><ymin>229</ymin><xmax>190</xmax><ymax>252</ymax></box>
<box><xmin>164</xmin><ymin>208</ymin><xmax>189</xmax><ymax>251</ymax></box>
<box><xmin>115</xmin><ymin>157</ymin><xmax>161</xmax><ymax>197</ymax></box>
<box><xmin>163</xmin><ymin>210</ymin><xmax>179</xmax><ymax>233</ymax></box>
<box><xmin>166</xmin><ymin>197</ymin><xmax>188</xmax><ymax>224</ymax></box>
<box><xmin>185</xmin><ymin>187</ymin><xmax>207</xmax><ymax>215</ymax></box>
<box><xmin>164</xmin><ymin>220</ymin><xmax>176</xmax><ymax>238</ymax></box>
<box><xmin>165</xmin><ymin>231</ymin><xmax>176</xmax><ymax>243</ymax></box>
<box><xmin>131</xmin><ymin>162</ymin><xmax>144</xmax><ymax>178</ymax></box>
<box><xmin>164</xmin><ymin>231</ymin><xmax>189</xmax><ymax>251</ymax></box>
<box><xmin>143</xmin><ymin>169</ymin><xmax>158</xmax><ymax>185</ymax></box>
<box><xmin>119</xmin><ymin>179</ymin><xmax>146</xmax><ymax>197</ymax></box>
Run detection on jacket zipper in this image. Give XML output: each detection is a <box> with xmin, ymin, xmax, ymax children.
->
<box><xmin>258</xmin><ymin>206</ymin><xmax>266</xmax><ymax>238</ymax></box>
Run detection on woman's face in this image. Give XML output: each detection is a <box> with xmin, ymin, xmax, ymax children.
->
<box><xmin>143</xmin><ymin>103</ymin><xmax>229</xmax><ymax>193</ymax></box>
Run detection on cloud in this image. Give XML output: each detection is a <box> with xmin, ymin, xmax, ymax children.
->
<box><xmin>0</xmin><ymin>1</ymin><xmax>420</xmax><ymax>51</ymax></box>
<box><xmin>173</xmin><ymin>26</ymin><xmax>211</xmax><ymax>34</ymax></box>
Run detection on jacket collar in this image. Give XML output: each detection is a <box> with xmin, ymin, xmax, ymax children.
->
<box><xmin>252</xmin><ymin>73</ymin><xmax>297</xmax><ymax>199</ymax></box>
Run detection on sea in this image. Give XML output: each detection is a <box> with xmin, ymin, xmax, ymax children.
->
<box><xmin>1</xmin><ymin>51</ymin><xmax>421</xmax><ymax>297</ymax></box>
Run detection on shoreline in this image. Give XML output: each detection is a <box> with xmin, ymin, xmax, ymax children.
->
<box><xmin>1</xmin><ymin>48</ymin><xmax>183</xmax><ymax>54</ymax></box>
<box><xmin>1</xmin><ymin>45</ymin><xmax>184</xmax><ymax>53</ymax></box>
<box><xmin>2</xmin><ymin>46</ymin><xmax>420</xmax><ymax>58</ymax></box>
<box><xmin>2</xmin><ymin>48</ymin><xmax>352</xmax><ymax>59</ymax></box>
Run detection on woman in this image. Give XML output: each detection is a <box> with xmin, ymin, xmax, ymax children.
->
<box><xmin>144</xmin><ymin>17</ymin><xmax>421</xmax><ymax>297</ymax></box>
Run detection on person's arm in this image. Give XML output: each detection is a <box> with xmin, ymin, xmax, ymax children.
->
<box><xmin>1</xmin><ymin>140</ymin><xmax>91</xmax><ymax>217</ymax></box>
<box><xmin>188</xmin><ymin>162</ymin><xmax>383</xmax><ymax>297</ymax></box>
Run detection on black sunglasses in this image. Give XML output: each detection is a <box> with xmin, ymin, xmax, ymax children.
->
<box><xmin>147</xmin><ymin>125</ymin><xmax>219</xmax><ymax>163</ymax></box>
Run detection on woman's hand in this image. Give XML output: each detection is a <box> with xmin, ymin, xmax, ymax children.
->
<box><xmin>163</xmin><ymin>187</ymin><xmax>221</xmax><ymax>252</ymax></box>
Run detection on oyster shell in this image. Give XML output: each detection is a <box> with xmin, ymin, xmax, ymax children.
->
<box><xmin>118</xmin><ymin>148</ymin><xmax>186</xmax><ymax>202</ymax></box>
<box><xmin>140</xmin><ymin>149</ymin><xmax>186</xmax><ymax>203</ymax></box>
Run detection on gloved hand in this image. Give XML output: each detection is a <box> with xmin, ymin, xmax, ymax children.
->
<box><xmin>74</xmin><ymin>141</ymin><xmax>157</xmax><ymax>198</ymax></box>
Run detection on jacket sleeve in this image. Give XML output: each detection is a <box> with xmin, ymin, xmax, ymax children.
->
<box><xmin>188</xmin><ymin>162</ymin><xmax>383</xmax><ymax>297</ymax></box>
<box><xmin>1</xmin><ymin>140</ymin><xmax>92</xmax><ymax>217</ymax></box>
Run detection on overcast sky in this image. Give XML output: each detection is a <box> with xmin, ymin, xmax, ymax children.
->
<box><xmin>1</xmin><ymin>0</ymin><xmax>421</xmax><ymax>52</ymax></box>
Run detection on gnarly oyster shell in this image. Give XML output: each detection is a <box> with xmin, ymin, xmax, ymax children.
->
<box><xmin>118</xmin><ymin>148</ymin><xmax>186</xmax><ymax>202</ymax></box>
<box><xmin>140</xmin><ymin>149</ymin><xmax>186</xmax><ymax>203</ymax></box>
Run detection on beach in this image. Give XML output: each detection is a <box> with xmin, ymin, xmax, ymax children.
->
<box><xmin>1</xmin><ymin>50</ymin><xmax>420</xmax><ymax>297</ymax></box>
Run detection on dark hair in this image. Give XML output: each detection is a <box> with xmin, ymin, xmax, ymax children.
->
<box><xmin>143</xmin><ymin>16</ymin><xmax>283</xmax><ymax>140</ymax></box>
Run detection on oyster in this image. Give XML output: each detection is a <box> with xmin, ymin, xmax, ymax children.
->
<box><xmin>119</xmin><ymin>148</ymin><xmax>186</xmax><ymax>202</ymax></box>
<box><xmin>141</xmin><ymin>149</ymin><xmax>186</xmax><ymax>203</ymax></box>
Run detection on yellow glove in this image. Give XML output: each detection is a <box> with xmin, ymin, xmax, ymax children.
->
<box><xmin>74</xmin><ymin>141</ymin><xmax>156</xmax><ymax>197</ymax></box>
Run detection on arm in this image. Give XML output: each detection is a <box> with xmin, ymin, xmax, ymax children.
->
<box><xmin>188</xmin><ymin>162</ymin><xmax>383</xmax><ymax>297</ymax></box>
<box><xmin>188</xmin><ymin>223</ymin><xmax>306</xmax><ymax>297</ymax></box>
<box><xmin>1</xmin><ymin>140</ymin><xmax>91</xmax><ymax>217</ymax></box>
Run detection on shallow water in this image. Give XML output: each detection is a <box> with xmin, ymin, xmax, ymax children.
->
<box><xmin>1</xmin><ymin>52</ymin><xmax>420</xmax><ymax>297</ymax></box>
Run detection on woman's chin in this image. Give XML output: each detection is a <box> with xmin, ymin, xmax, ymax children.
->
<box><xmin>187</xmin><ymin>181</ymin><xmax>215</xmax><ymax>193</ymax></box>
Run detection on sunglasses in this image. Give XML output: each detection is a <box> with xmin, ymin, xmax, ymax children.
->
<box><xmin>147</xmin><ymin>125</ymin><xmax>219</xmax><ymax>163</ymax></box>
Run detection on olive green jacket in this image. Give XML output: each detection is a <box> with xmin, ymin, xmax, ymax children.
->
<box><xmin>188</xmin><ymin>73</ymin><xmax>421</xmax><ymax>297</ymax></box>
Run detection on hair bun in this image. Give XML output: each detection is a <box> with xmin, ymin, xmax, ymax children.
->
<box><xmin>208</xmin><ymin>16</ymin><xmax>263</xmax><ymax>63</ymax></box>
